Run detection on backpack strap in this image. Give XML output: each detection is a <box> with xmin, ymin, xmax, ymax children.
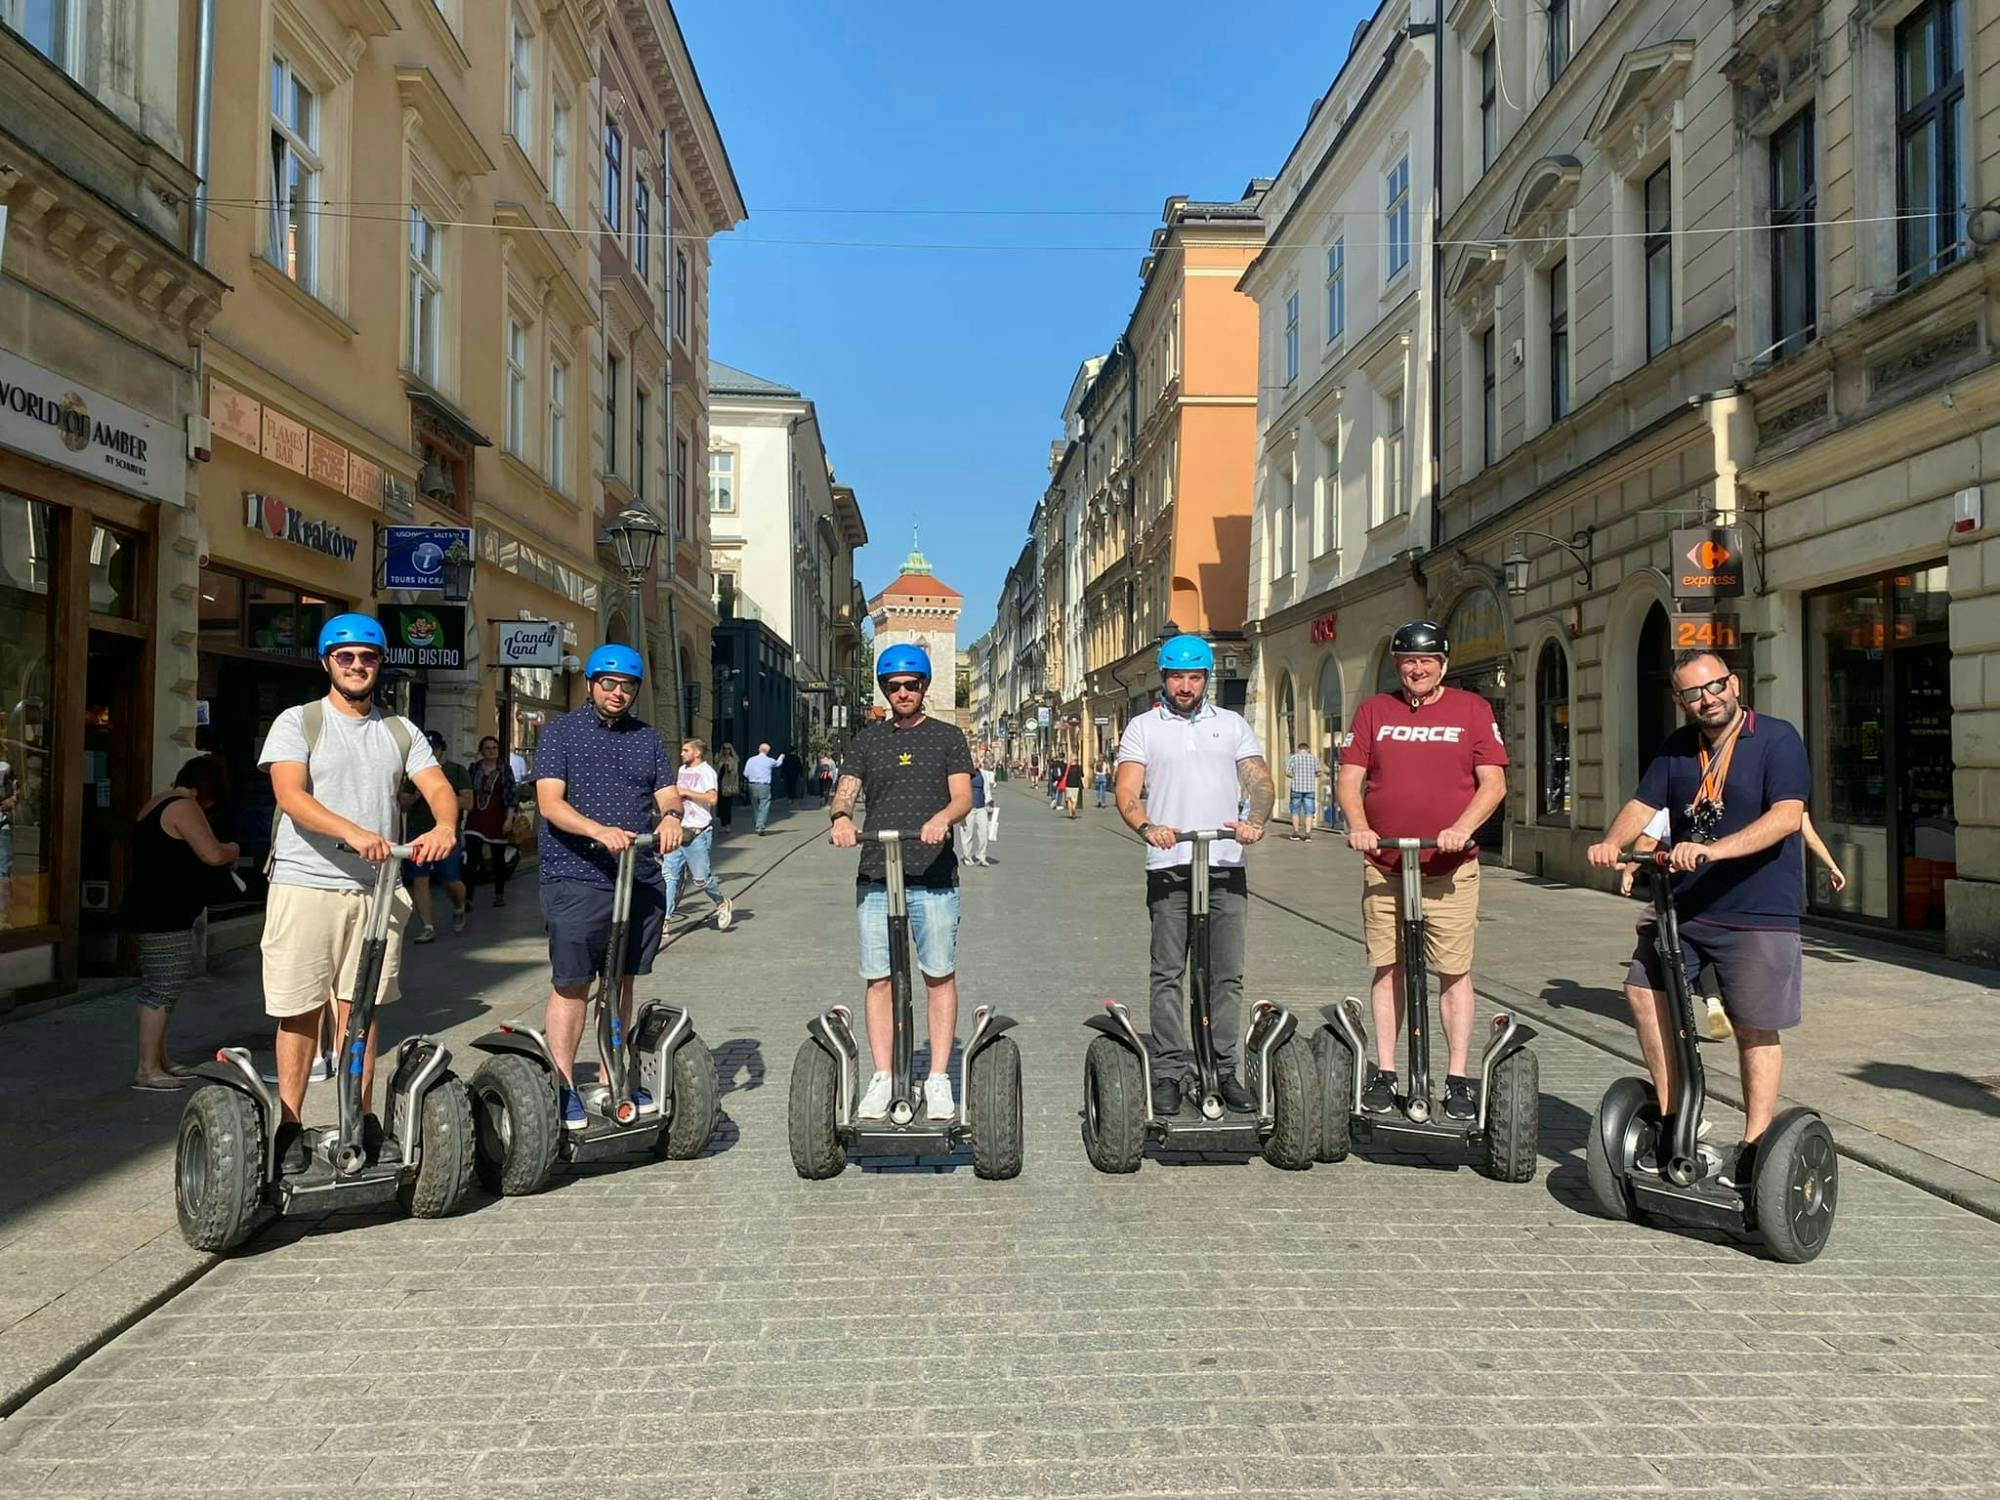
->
<box><xmin>264</xmin><ymin>699</ymin><xmax>326</xmax><ymax>875</ymax></box>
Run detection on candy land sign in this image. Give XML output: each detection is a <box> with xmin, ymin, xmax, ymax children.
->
<box><xmin>497</xmin><ymin>619</ymin><xmax>562</xmax><ymax>668</ymax></box>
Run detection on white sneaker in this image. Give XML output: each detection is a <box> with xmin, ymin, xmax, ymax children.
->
<box><xmin>857</xmin><ymin>1071</ymin><xmax>892</xmax><ymax>1119</ymax></box>
<box><xmin>924</xmin><ymin>1073</ymin><xmax>954</xmax><ymax>1121</ymax></box>
<box><xmin>308</xmin><ymin>1053</ymin><xmax>333</xmax><ymax>1082</ymax></box>
<box><xmin>715</xmin><ymin>898</ymin><xmax>734</xmax><ymax>931</ymax></box>
<box><xmin>1702</xmin><ymin>996</ymin><xmax>1734</xmax><ymax>1041</ymax></box>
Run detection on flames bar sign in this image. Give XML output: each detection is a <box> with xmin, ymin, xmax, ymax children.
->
<box><xmin>1670</xmin><ymin>526</ymin><xmax>1745</xmax><ymax>600</ymax></box>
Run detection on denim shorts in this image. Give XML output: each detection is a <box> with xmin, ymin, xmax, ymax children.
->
<box><xmin>856</xmin><ymin>882</ymin><xmax>960</xmax><ymax>981</ymax></box>
<box><xmin>1289</xmin><ymin>791</ymin><xmax>1316</xmax><ymax>818</ymax></box>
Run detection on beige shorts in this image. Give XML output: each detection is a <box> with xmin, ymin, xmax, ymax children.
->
<box><xmin>1362</xmin><ymin>858</ymin><xmax>1481</xmax><ymax>974</ymax></box>
<box><xmin>260</xmin><ymin>882</ymin><xmax>412</xmax><ymax>1019</ymax></box>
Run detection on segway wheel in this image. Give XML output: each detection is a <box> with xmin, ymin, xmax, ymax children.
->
<box><xmin>400</xmin><ymin>1073</ymin><xmax>475</xmax><ymax>1219</ymax></box>
<box><xmin>787</xmin><ymin>1037</ymin><xmax>846</xmax><ymax>1180</ymax></box>
<box><xmin>657</xmin><ymin>1034</ymin><xmax>720</xmax><ymax>1160</ymax></box>
<box><xmin>175</xmin><ymin>1086</ymin><xmax>265</xmax><ymax>1253</ymax></box>
<box><xmin>1081</xmin><ymin>1034</ymin><xmax>1145</xmax><ymax>1174</ymax></box>
<box><xmin>969</xmin><ymin>1035</ymin><xmax>1024</xmax><ymax>1181</ymax></box>
<box><xmin>470</xmin><ymin>1052</ymin><xmax>559</xmax><ymax>1197</ymax></box>
<box><xmin>1585</xmin><ymin>1077</ymin><xmax>1655</xmax><ymax>1222</ymax></box>
<box><xmin>1257</xmin><ymin>1033</ymin><xmax>1318</xmax><ymax>1171</ymax></box>
<box><xmin>1753</xmin><ymin>1111</ymin><xmax>1838</xmax><ymax>1264</ymax></box>
<box><xmin>1309</xmin><ymin>1026</ymin><xmax>1353</xmax><ymax>1164</ymax></box>
<box><xmin>1481</xmin><ymin>1047</ymin><xmax>1540</xmax><ymax>1184</ymax></box>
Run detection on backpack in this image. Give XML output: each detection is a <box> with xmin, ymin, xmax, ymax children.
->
<box><xmin>265</xmin><ymin>699</ymin><xmax>418</xmax><ymax>874</ymax></box>
<box><xmin>970</xmin><ymin>771</ymin><xmax>987</xmax><ymax>809</ymax></box>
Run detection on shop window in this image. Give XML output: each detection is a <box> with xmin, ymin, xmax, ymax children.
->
<box><xmin>1536</xmin><ymin>641</ymin><xmax>1571</xmax><ymax>820</ymax></box>
<box><xmin>200</xmin><ymin>564</ymin><xmax>344</xmax><ymax>661</ymax></box>
<box><xmin>198</xmin><ymin>567</ymin><xmax>242</xmax><ymax>647</ymax></box>
<box><xmin>0</xmin><ymin>492</ymin><xmax>57</xmax><ymax>934</ymax></box>
<box><xmin>88</xmin><ymin>526</ymin><xmax>140</xmax><ymax>618</ymax></box>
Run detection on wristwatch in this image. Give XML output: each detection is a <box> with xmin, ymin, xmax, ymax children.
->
<box><xmin>830</xmin><ymin>810</ymin><xmax>852</xmax><ymax>824</ymax></box>
<box><xmin>1137</xmin><ymin>821</ymin><xmax>1153</xmax><ymax>838</ymax></box>
<box><xmin>660</xmin><ymin>809</ymin><xmax>683</xmax><ymax>820</ymax></box>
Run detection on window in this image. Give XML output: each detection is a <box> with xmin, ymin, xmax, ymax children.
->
<box><xmin>633</xmin><ymin>179</ymin><xmax>651</xmax><ymax>280</ymax></box>
<box><xmin>407</xmin><ymin>206</ymin><xmax>442</xmax><ymax>384</ymax></box>
<box><xmin>1386</xmin><ymin>156</ymin><xmax>1411</xmax><ymax>278</ymax></box>
<box><xmin>1549</xmin><ymin>258</ymin><xmax>1570</xmax><ymax>419</ymax></box>
<box><xmin>1479</xmin><ymin>41</ymin><xmax>1498</xmax><ymax>171</ymax></box>
<box><xmin>604</xmin><ymin>352</ymin><xmax>621</xmax><ymax>475</ymax></box>
<box><xmin>1272</xmin><ymin>461</ymin><xmax>1295</xmax><ymax>578</ymax></box>
<box><xmin>673</xmin><ymin>248</ymin><xmax>689</xmax><ymax>342</ymax></box>
<box><xmin>11</xmin><ymin>0</ymin><xmax>80</xmax><ymax>75</ymax></box>
<box><xmin>1283</xmin><ymin>293</ymin><xmax>1300</xmax><ymax>387</ymax></box>
<box><xmin>1771</xmin><ymin>107</ymin><xmax>1817</xmax><ymax>358</ymax></box>
<box><xmin>709</xmin><ymin>450</ymin><xmax>735</xmax><ymax>511</ymax></box>
<box><xmin>268</xmin><ymin>55</ymin><xmax>322</xmax><ymax>291</ymax></box>
<box><xmin>550</xmin><ymin>96</ymin><xmax>571</xmax><ymax>216</ymax></box>
<box><xmin>602</xmin><ymin>117</ymin><xmax>623</xmax><ymax>232</ymax></box>
<box><xmin>0</xmin><ymin>493</ymin><xmax>54</xmax><ymax>932</ymax></box>
<box><xmin>1897</xmin><ymin>0</ymin><xmax>1965</xmax><ymax>285</ymax></box>
<box><xmin>547</xmin><ymin>357</ymin><xmax>568</xmax><ymax>488</ymax></box>
<box><xmin>1643</xmin><ymin>163</ymin><xmax>1672</xmax><ymax>358</ymax></box>
<box><xmin>1381</xmin><ymin>388</ymin><xmax>1406</xmax><ymax>522</ymax></box>
<box><xmin>1480</xmin><ymin>327</ymin><xmax>1498</xmax><ymax>466</ymax></box>
<box><xmin>1325</xmin><ymin>238</ymin><xmax>1346</xmax><ymax>343</ymax></box>
<box><xmin>1536</xmin><ymin>642</ymin><xmax>1571</xmax><ymax>819</ymax></box>
<box><xmin>1548</xmin><ymin>0</ymin><xmax>1570</xmax><ymax>85</ymax></box>
<box><xmin>674</xmin><ymin>432</ymin><xmax>690</xmax><ymax>542</ymax></box>
<box><xmin>504</xmin><ymin>318</ymin><xmax>528</xmax><ymax>457</ymax></box>
<box><xmin>633</xmin><ymin>388</ymin><xmax>648</xmax><ymax>500</ymax></box>
<box><xmin>1314</xmin><ymin>432</ymin><xmax>1339</xmax><ymax>554</ymax></box>
<box><xmin>507</xmin><ymin>15</ymin><xmax>533</xmax><ymax>140</ymax></box>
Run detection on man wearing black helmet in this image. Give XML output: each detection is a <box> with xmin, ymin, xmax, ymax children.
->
<box><xmin>1337</xmin><ymin>620</ymin><xmax>1509</xmax><ymax>1122</ymax></box>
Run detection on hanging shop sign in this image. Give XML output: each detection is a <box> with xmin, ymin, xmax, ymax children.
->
<box><xmin>1671</xmin><ymin>527</ymin><xmax>1746</xmax><ymax>600</ymax></box>
<box><xmin>244</xmin><ymin>491</ymin><xmax>362</xmax><ymax>563</ymax></box>
<box><xmin>0</xmin><ymin>348</ymin><xmax>180</xmax><ymax>504</ymax></box>
<box><xmin>1670</xmin><ymin>611</ymin><xmax>1742</xmax><ymax>653</ymax></box>
<box><xmin>497</xmin><ymin>618</ymin><xmax>563</xmax><ymax>668</ymax></box>
<box><xmin>380</xmin><ymin>603</ymin><xmax>466</xmax><ymax>670</ymax></box>
<box><xmin>383</xmin><ymin>525</ymin><xmax>474</xmax><ymax>590</ymax></box>
<box><xmin>1309</xmin><ymin>611</ymin><xmax>1339</xmax><ymax>644</ymax></box>
<box><xmin>211</xmin><ymin>378</ymin><xmax>391</xmax><ymax>511</ymax></box>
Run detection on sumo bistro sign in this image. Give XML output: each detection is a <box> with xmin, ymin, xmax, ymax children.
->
<box><xmin>0</xmin><ymin>348</ymin><xmax>181</xmax><ymax>505</ymax></box>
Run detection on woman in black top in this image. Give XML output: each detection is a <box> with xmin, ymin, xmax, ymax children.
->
<box><xmin>122</xmin><ymin>756</ymin><xmax>238</xmax><ymax>1090</ymax></box>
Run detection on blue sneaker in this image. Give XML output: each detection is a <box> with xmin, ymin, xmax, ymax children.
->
<box><xmin>631</xmin><ymin>1087</ymin><xmax>659</xmax><ymax>1116</ymax></box>
<box><xmin>558</xmin><ymin>1086</ymin><xmax>587</xmax><ymax>1132</ymax></box>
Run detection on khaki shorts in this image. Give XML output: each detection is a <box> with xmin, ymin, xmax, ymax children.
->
<box><xmin>260</xmin><ymin>882</ymin><xmax>412</xmax><ymax>1019</ymax></box>
<box><xmin>1361</xmin><ymin>858</ymin><xmax>1480</xmax><ymax>974</ymax></box>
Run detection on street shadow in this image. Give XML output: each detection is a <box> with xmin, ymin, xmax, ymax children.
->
<box><xmin>1538</xmin><ymin>976</ymin><xmax>1630</xmax><ymax>1024</ymax></box>
<box><xmin>712</xmin><ymin>1038</ymin><xmax>765</xmax><ymax>1095</ymax></box>
<box><xmin>1846</xmin><ymin>1061</ymin><xmax>2000</xmax><ymax>1119</ymax></box>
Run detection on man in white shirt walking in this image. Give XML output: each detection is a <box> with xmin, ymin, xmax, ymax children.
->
<box><xmin>664</xmin><ymin>739</ymin><xmax>733</xmax><ymax>930</ymax></box>
<box><xmin>742</xmin><ymin>742</ymin><xmax>778</xmax><ymax>835</ymax></box>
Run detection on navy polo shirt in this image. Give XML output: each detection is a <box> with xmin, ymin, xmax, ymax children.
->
<box><xmin>530</xmin><ymin>705</ymin><xmax>676</xmax><ymax>888</ymax></box>
<box><xmin>1634</xmin><ymin>709</ymin><xmax>1811</xmax><ymax>928</ymax></box>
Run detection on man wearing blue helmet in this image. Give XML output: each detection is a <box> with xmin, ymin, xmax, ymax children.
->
<box><xmin>1113</xmin><ymin>632</ymin><xmax>1276</xmax><ymax>1116</ymax></box>
<box><xmin>258</xmin><ymin>613</ymin><xmax>463</xmax><ymax>1172</ymax></box>
<box><xmin>829</xmin><ymin>642</ymin><xmax>975</xmax><ymax>1120</ymax></box>
<box><xmin>529</xmin><ymin>642</ymin><xmax>687</xmax><ymax>1131</ymax></box>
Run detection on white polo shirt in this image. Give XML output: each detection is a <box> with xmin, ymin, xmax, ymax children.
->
<box><xmin>1117</xmin><ymin>699</ymin><xmax>1264</xmax><ymax>871</ymax></box>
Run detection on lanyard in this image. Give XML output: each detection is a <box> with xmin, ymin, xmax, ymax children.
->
<box><xmin>1689</xmin><ymin>709</ymin><xmax>1749</xmax><ymax>834</ymax></box>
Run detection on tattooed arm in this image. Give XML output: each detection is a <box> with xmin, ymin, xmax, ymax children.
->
<box><xmin>1232</xmin><ymin>755</ymin><xmax>1275</xmax><ymax>845</ymax></box>
<box><xmin>828</xmin><ymin>773</ymin><xmax>863</xmax><ymax>847</ymax></box>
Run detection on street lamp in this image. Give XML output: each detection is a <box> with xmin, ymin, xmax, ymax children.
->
<box><xmin>440</xmin><ymin>533</ymin><xmax>473</xmax><ymax>604</ymax></box>
<box><xmin>1504</xmin><ymin>526</ymin><xmax>1595</xmax><ymax>598</ymax></box>
<box><xmin>600</xmin><ymin>507</ymin><xmax>667</xmax><ymax>648</ymax></box>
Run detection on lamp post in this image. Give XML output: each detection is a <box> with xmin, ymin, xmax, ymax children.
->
<box><xmin>1502</xmin><ymin>525</ymin><xmax>1596</xmax><ymax>598</ymax></box>
<box><xmin>600</xmin><ymin>507</ymin><xmax>671</xmax><ymax>723</ymax></box>
<box><xmin>440</xmin><ymin>533</ymin><xmax>473</xmax><ymax>604</ymax></box>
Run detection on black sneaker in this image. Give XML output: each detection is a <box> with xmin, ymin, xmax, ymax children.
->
<box><xmin>1444</xmin><ymin>1075</ymin><xmax>1479</xmax><ymax>1122</ymax></box>
<box><xmin>274</xmin><ymin>1122</ymin><xmax>311</xmax><ymax>1176</ymax></box>
<box><xmin>1217</xmin><ymin>1075</ymin><xmax>1256</xmax><ymax>1113</ymax></box>
<box><xmin>1150</xmin><ymin>1075</ymin><xmax>1183</xmax><ymax>1117</ymax></box>
<box><xmin>1710</xmin><ymin>1139</ymin><xmax>1753</xmax><ymax>1190</ymax></box>
<box><xmin>1361</xmin><ymin>1068</ymin><xmax>1398</xmax><ymax>1114</ymax></box>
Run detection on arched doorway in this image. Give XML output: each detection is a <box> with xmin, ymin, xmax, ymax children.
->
<box><xmin>1636</xmin><ymin>603</ymin><xmax>1673</xmax><ymax>770</ymax></box>
<box><xmin>1316</xmin><ymin>654</ymin><xmax>1344</xmax><ymax>829</ymax></box>
<box><xmin>1443</xmin><ymin>586</ymin><xmax>1509</xmax><ymax>848</ymax></box>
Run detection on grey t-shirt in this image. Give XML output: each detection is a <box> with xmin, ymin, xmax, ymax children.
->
<box><xmin>258</xmin><ymin>698</ymin><xmax>437</xmax><ymax>890</ymax></box>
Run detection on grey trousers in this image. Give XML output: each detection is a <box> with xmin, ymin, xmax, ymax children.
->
<box><xmin>1145</xmin><ymin>865</ymin><xmax>1247</xmax><ymax>1080</ymax></box>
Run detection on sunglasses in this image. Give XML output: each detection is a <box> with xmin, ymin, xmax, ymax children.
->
<box><xmin>882</xmin><ymin>678</ymin><xmax>924</xmax><ymax>695</ymax></box>
<box><xmin>594</xmin><ymin>677</ymin><xmax>638</xmax><ymax>696</ymax></box>
<box><xmin>1675</xmin><ymin>674</ymin><xmax>1732</xmax><ymax>706</ymax></box>
<box><xmin>328</xmin><ymin>649</ymin><xmax>380</xmax><ymax>668</ymax></box>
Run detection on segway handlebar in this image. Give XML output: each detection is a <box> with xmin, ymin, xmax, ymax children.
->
<box><xmin>333</xmin><ymin>841</ymin><xmax>417</xmax><ymax>860</ymax></box>
<box><xmin>1171</xmin><ymin>828</ymin><xmax>1236</xmax><ymax>843</ymax></box>
<box><xmin>1374</xmin><ymin>837</ymin><xmax>1479</xmax><ymax>852</ymax></box>
<box><xmin>1615</xmin><ymin>847</ymin><xmax>1709</xmax><ymax>867</ymax></box>
<box><xmin>585</xmin><ymin>832</ymin><xmax>658</xmax><ymax>853</ymax></box>
<box><xmin>853</xmin><ymin>829</ymin><xmax>925</xmax><ymax>844</ymax></box>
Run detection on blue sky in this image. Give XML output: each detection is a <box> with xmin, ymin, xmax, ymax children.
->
<box><xmin>678</xmin><ymin>1</ymin><xmax>1376</xmax><ymax>644</ymax></box>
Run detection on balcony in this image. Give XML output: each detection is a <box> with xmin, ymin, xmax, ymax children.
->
<box><xmin>714</xmin><ymin>580</ymin><xmax>771</xmax><ymax>622</ymax></box>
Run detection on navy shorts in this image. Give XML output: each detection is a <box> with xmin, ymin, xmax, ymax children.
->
<box><xmin>1627</xmin><ymin>918</ymin><xmax>1802</xmax><ymax>1031</ymax></box>
<box><xmin>543</xmin><ymin>879</ymin><xmax>666</xmax><ymax>988</ymax></box>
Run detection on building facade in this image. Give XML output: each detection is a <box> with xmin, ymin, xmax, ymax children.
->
<box><xmin>868</xmin><ymin>540</ymin><xmax>962</xmax><ymax>716</ymax></box>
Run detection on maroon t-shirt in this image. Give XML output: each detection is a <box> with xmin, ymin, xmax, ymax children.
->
<box><xmin>1339</xmin><ymin>687</ymin><xmax>1508</xmax><ymax>875</ymax></box>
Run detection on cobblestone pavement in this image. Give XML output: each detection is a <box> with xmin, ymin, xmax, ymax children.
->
<box><xmin>2</xmin><ymin>792</ymin><xmax>1997</xmax><ymax>1497</ymax></box>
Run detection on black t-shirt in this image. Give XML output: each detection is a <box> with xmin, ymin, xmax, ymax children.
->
<box><xmin>846</xmin><ymin>715</ymin><xmax>974</xmax><ymax>888</ymax></box>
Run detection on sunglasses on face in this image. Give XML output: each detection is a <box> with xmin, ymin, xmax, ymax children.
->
<box><xmin>328</xmin><ymin>649</ymin><xmax>380</xmax><ymax>669</ymax></box>
<box><xmin>1676</xmin><ymin>675</ymin><xmax>1732</xmax><ymax>706</ymax></box>
<box><xmin>883</xmin><ymin>678</ymin><xmax>924</xmax><ymax>695</ymax></box>
<box><xmin>595</xmin><ymin>677</ymin><xmax>638</xmax><ymax>696</ymax></box>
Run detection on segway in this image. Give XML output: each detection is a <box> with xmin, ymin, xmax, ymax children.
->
<box><xmin>1585</xmin><ymin>851</ymin><xmax>1836</xmax><ymax>1262</ymax></box>
<box><xmin>467</xmin><ymin>833</ymin><xmax>719</xmax><ymax>1195</ymax></box>
<box><xmin>174</xmin><ymin>844</ymin><xmax>476</xmax><ymax>1252</ymax></box>
<box><xmin>1081</xmin><ymin>830</ymin><xmax>1317</xmax><ymax>1173</ymax></box>
<box><xmin>1311</xmin><ymin>837</ymin><xmax>1539</xmax><ymax>1180</ymax></box>
<box><xmin>789</xmin><ymin>829</ymin><xmax>1023</xmax><ymax>1180</ymax></box>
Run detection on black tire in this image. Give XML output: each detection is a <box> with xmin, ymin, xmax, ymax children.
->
<box><xmin>1259</xmin><ymin>1033</ymin><xmax>1318</xmax><ymax>1171</ymax></box>
<box><xmin>400</xmin><ymin>1074</ymin><xmax>475</xmax><ymax>1218</ymax></box>
<box><xmin>1481</xmin><ymin>1047</ymin><xmax>1540</xmax><ymax>1183</ymax></box>
<box><xmin>1081</xmin><ymin>1034</ymin><xmax>1145</xmax><ymax>1174</ymax></box>
<box><xmin>1585</xmin><ymin>1077</ymin><xmax>1655</xmax><ymax>1222</ymax></box>
<box><xmin>787</xmin><ymin>1037</ymin><xmax>846</xmax><ymax>1180</ymax></box>
<box><xmin>1754</xmin><ymin>1111</ymin><xmax>1838</xmax><ymax>1264</ymax></box>
<box><xmin>470</xmin><ymin>1052</ymin><xmax>559</xmax><ymax>1197</ymax></box>
<box><xmin>175</xmin><ymin>1086</ymin><xmax>265</xmax><ymax>1253</ymax></box>
<box><xmin>658</xmin><ymin>1035</ymin><xmax>720</xmax><ymax>1160</ymax></box>
<box><xmin>1310</xmin><ymin>1026</ymin><xmax>1354</xmax><ymax>1164</ymax></box>
<box><xmin>968</xmin><ymin>1035</ymin><xmax>1024</xmax><ymax>1181</ymax></box>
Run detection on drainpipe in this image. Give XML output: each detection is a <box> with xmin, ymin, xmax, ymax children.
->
<box><xmin>1409</xmin><ymin>5</ymin><xmax>1446</xmax><ymax>555</ymax></box>
<box><xmin>191</xmin><ymin>0</ymin><xmax>217</xmax><ymax>263</ymax></box>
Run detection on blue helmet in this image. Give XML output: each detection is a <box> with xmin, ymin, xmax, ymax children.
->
<box><xmin>317</xmin><ymin>612</ymin><xmax>387</xmax><ymax>657</ymax></box>
<box><xmin>585</xmin><ymin>644</ymin><xmax>645</xmax><ymax>682</ymax></box>
<box><xmin>875</xmin><ymin>643</ymin><xmax>932</xmax><ymax>683</ymax></box>
<box><xmin>1157</xmin><ymin>633</ymin><xmax>1215</xmax><ymax>674</ymax></box>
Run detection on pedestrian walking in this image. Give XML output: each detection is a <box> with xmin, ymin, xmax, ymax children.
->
<box><xmin>529</xmin><ymin>645</ymin><xmax>687</xmax><ymax>1130</ymax></box>
<box><xmin>816</xmin><ymin>753</ymin><xmax>835</xmax><ymax>806</ymax></box>
<box><xmin>781</xmin><ymin>745</ymin><xmax>803</xmax><ymax>803</ymax></box>
<box><xmin>259</xmin><ymin>613</ymin><xmax>458</xmax><ymax>1172</ymax></box>
<box><xmin>957</xmin><ymin>761</ymin><xmax>994</xmax><ymax>866</ymax></box>
<box><xmin>123</xmin><ymin>755</ymin><xmax>239</xmax><ymax>1090</ymax></box>
<box><xmin>1047</xmin><ymin>759</ymin><xmax>1062</xmax><ymax>810</ymax></box>
<box><xmin>743</xmin><ymin>741</ymin><xmax>777</xmax><ymax>834</ymax></box>
<box><xmin>716</xmin><ymin>743</ymin><xmax>740</xmax><ymax>832</ymax></box>
<box><xmin>1337</xmin><ymin>619</ymin><xmax>1509</xmax><ymax>1123</ymax></box>
<box><xmin>1112</xmin><ymin>633</ymin><xmax>1274</xmax><ymax>1115</ymax></box>
<box><xmin>1093</xmin><ymin>763</ymin><xmax>1109</xmax><ymax>808</ymax></box>
<box><xmin>664</xmin><ymin>738</ymin><xmax>733</xmax><ymax>930</ymax></box>
<box><xmin>829</xmin><ymin>642</ymin><xmax>974</xmax><ymax>1120</ymax></box>
<box><xmin>1285</xmin><ymin>741</ymin><xmax>1325</xmax><ymax>840</ymax></box>
<box><xmin>463</xmin><ymin>736</ymin><xmax>519</xmax><ymax>908</ymax></box>
<box><xmin>1060</xmin><ymin>760</ymin><xmax>1082</xmax><ymax>819</ymax></box>
<box><xmin>400</xmin><ymin>729</ymin><xmax>472</xmax><ymax>942</ymax></box>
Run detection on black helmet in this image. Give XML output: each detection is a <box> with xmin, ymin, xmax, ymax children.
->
<box><xmin>1390</xmin><ymin>619</ymin><xmax>1450</xmax><ymax>657</ymax></box>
